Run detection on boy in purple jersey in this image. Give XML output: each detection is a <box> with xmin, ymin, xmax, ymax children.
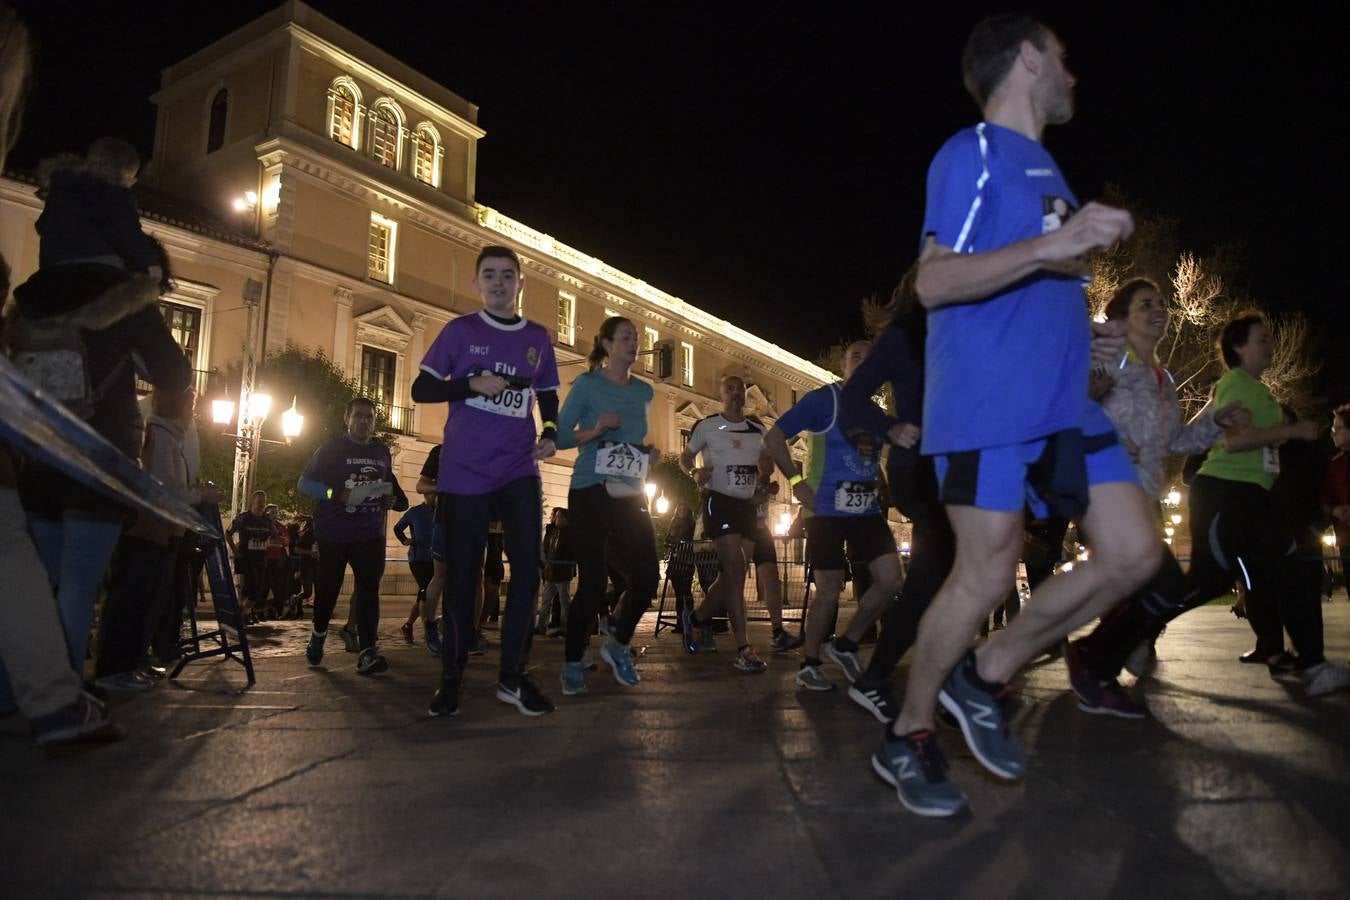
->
<box><xmin>415</xmin><ymin>245</ymin><xmax>561</xmax><ymax>718</ymax></box>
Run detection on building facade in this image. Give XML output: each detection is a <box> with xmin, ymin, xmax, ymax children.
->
<box><xmin>1</xmin><ymin>1</ymin><xmax>835</xmax><ymax>544</ymax></box>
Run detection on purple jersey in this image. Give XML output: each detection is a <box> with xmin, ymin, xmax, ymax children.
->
<box><xmin>419</xmin><ymin>311</ymin><xmax>560</xmax><ymax>494</ymax></box>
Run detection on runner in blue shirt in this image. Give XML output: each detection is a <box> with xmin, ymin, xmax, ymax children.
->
<box><xmin>872</xmin><ymin>13</ymin><xmax>1160</xmax><ymax>818</ymax></box>
<box><xmin>765</xmin><ymin>341</ymin><xmax>902</xmax><ymax>693</ymax></box>
<box><xmin>395</xmin><ymin>492</ymin><xmax>437</xmax><ymax>645</ymax></box>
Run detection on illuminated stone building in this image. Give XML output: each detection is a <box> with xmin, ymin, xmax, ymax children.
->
<box><xmin>0</xmin><ymin>0</ymin><xmax>834</xmax><ymax>529</ymax></box>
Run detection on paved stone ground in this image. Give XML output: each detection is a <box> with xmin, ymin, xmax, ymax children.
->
<box><xmin>2</xmin><ymin>600</ymin><xmax>1348</xmax><ymax>899</ymax></box>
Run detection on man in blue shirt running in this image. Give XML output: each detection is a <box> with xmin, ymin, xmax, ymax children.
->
<box><xmin>764</xmin><ymin>341</ymin><xmax>902</xmax><ymax>693</ymax></box>
<box><xmin>872</xmin><ymin>12</ymin><xmax>1160</xmax><ymax>818</ymax></box>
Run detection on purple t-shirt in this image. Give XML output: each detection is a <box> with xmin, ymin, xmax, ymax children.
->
<box><xmin>419</xmin><ymin>310</ymin><xmax>560</xmax><ymax>495</ymax></box>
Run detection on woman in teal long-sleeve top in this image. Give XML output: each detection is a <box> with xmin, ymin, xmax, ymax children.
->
<box><xmin>555</xmin><ymin>316</ymin><xmax>659</xmax><ymax>695</ymax></box>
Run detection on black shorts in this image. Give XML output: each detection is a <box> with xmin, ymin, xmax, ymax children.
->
<box><xmin>752</xmin><ymin>525</ymin><xmax>777</xmax><ymax>566</ymax></box>
<box><xmin>805</xmin><ymin>514</ymin><xmax>894</xmax><ymax>572</ymax></box>
<box><xmin>702</xmin><ymin>491</ymin><xmax>757</xmax><ymax>540</ymax></box>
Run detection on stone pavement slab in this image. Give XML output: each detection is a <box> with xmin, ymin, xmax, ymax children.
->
<box><xmin>1</xmin><ymin>603</ymin><xmax>1347</xmax><ymax>898</ymax></box>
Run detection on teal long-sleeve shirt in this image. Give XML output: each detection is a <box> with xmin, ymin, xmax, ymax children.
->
<box><xmin>556</xmin><ymin>369</ymin><xmax>654</xmax><ymax>491</ymax></box>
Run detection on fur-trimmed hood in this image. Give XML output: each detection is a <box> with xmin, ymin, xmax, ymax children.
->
<box><xmin>36</xmin><ymin>153</ymin><xmax>130</xmax><ymax>191</ymax></box>
<box><xmin>5</xmin><ymin>273</ymin><xmax>160</xmax><ymax>349</ymax></box>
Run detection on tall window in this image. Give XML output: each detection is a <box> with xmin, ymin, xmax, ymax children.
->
<box><xmin>791</xmin><ymin>388</ymin><xmax>799</xmax><ymax>407</ymax></box>
<box><xmin>680</xmin><ymin>342</ymin><xmax>694</xmax><ymax>387</ymax></box>
<box><xmin>206</xmin><ymin>89</ymin><xmax>228</xmax><ymax>153</ymax></box>
<box><xmin>643</xmin><ymin>327</ymin><xmax>659</xmax><ymax>374</ymax></box>
<box><xmin>158</xmin><ymin>301</ymin><xmax>201</xmax><ymax>364</ymax></box>
<box><xmin>368</xmin><ymin>213</ymin><xmax>397</xmax><ymax>283</ymax></box>
<box><xmin>370</xmin><ymin>101</ymin><xmax>401</xmax><ymax>168</ymax></box>
<box><xmin>557</xmin><ymin>291</ymin><xmax>576</xmax><ymax>345</ymax></box>
<box><xmin>413</xmin><ymin>124</ymin><xmax>440</xmax><ymax>186</ymax></box>
<box><xmin>360</xmin><ymin>346</ymin><xmax>397</xmax><ymax>409</ymax></box>
<box><xmin>329</xmin><ymin>82</ymin><xmax>359</xmax><ymax>149</ymax></box>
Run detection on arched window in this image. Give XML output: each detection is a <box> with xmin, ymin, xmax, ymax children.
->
<box><xmin>369</xmin><ymin>99</ymin><xmax>404</xmax><ymax>169</ymax></box>
<box><xmin>206</xmin><ymin>89</ymin><xmax>228</xmax><ymax>153</ymax></box>
<box><xmin>413</xmin><ymin>123</ymin><xmax>441</xmax><ymax>187</ymax></box>
<box><xmin>328</xmin><ymin>78</ymin><xmax>362</xmax><ymax>149</ymax></box>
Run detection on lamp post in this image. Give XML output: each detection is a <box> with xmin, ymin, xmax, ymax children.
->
<box><xmin>212</xmin><ymin>389</ymin><xmax>304</xmax><ymax>518</ymax></box>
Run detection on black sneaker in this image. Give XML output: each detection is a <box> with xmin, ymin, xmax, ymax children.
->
<box><xmin>496</xmin><ymin>672</ymin><xmax>555</xmax><ymax>717</ymax></box>
<box><xmin>355</xmin><ymin>647</ymin><xmax>388</xmax><ymax>676</ymax></box>
<box><xmin>428</xmin><ymin>674</ymin><xmax>460</xmax><ymax>717</ymax></box>
<box><xmin>848</xmin><ymin>675</ymin><xmax>898</xmax><ymax>723</ymax></box>
<box><xmin>30</xmin><ymin>691</ymin><xmax>125</xmax><ymax>746</ymax></box>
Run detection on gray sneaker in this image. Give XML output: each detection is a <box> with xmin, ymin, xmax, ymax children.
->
<box><xmin>872</xmin><ymin>729</ymin><xmax>969</xmax><ymax>817</ymax></box>
<box><xmin>1122</xmin><ymin>639</ymin><xmax>1154</xmax><ymax>679</ymax></box>
<box><xmin>795</xmin><ymin>664</ymin><xmax>835</xmax><ymax>692</ymax></box>
<box><xmin>937</xmin><ymin>651</ymin><xmax>1024</xmax><ymax>780</ymax></box>
<box><xmin>824</xmin><ymin>640</ymin><xmax>863</xmax><ymax>684</ymax></box>
<box><xmin>770</xmin><ymin>629</ymin><xmax>805</xmax><ymax>653</ymax></box>
<box><xmin>1304</xmin><ymin>661</ymin><xmax>1350</xmax><ymax>698</ymax></box>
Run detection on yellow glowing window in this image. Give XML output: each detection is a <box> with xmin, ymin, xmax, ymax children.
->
<box><xmin>557</xmin><ymin>292</ymin><xmax>576</xmax><ymax>345</ymax></box>
<box><xmin>371</xmin><ymin>107</ymin><xmax>398</xmax><ymax>168</ymax></box>
<box><xmin>643</xmin><ymin>327</ymin><xmax>658</xmax><ymax>373</ymax></box>
<box><xmin>368</xmin><ymin>213</ymin><xmax>397</xmax><ymax>283</ymax></box>
<box><xmin>331</xmin><ymin>87</ymin><xmax>357</xmax><ymax>147</ymax></box>
<box><xmin>680</xmin><ymin>342</ymin><xmax>694</xmax><ymax>387</ymax></box>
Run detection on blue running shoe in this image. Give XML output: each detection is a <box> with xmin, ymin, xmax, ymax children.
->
<box><xmin>871</xmin><ymin>729</ymin><xmax>968</xmax><ymax>817</ymax></box>
<box><xmin>601</xmin><ymin>638</ymin><xmax>640</xmax><ymax>686</ymax></box>
<box><xmin>560</xmin><ymin>660</ymin><xmax>588</xmax><ymax>696</ymax></box>
<box><xmin>305</xmin><ymin>629</ymin><xmax>326</xmax><ymax>666</ymax></box>
<box><xmin>680</xmin><ymin>608</ymin><xmax>700</xmax><ymax>654</ymax></box>
<box><xmin>937</xmin><ymin>650</ymin><xmax>1025</xmax><ymax>780</ymax></box>
<box><xmin>424</xmin><ymin>619</ymin><xmax>443</xmax><ymax>657</ymax></box>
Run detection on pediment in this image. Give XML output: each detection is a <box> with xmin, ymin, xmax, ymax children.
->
<box><xmin>354</xmin><ymin>305</ymin><xmax>414</xmax><ymax>338</ymax></box>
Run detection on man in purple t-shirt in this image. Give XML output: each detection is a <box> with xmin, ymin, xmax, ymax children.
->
<box><xmin>415</xmin><ymin>245</ymin><xmax>561</xmax><ymax>718</ymax></box>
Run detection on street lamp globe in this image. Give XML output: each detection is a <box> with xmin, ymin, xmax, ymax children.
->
<box><xmin>655</xmin><ymin>494</ymin><xmax>670</xmax><ymax>515</ymax></box>
<box><xmin>248</xmin><ymin>392</ymin><xmax>272</xmax><ymax>420</ymax></box>
<box><xmin>1166</xmin><ymin>488</ymin><xmax>1182</xmax><ymax>507</ymax></box>
<box><xmin>282</xmin><ymin>398</ymin><xmax>304</xmax><ymax>439</ymax></box>
<box><xmin>211</xmin><ymin>398</ymin><xmax>235</xmax><ymax>425</ymax></box>
<box><xmin>644</xmin><ymin>482</ymin><xmax>657</xmax><ymax>500</ymax></box>
<box><xmin>1170</xmin><ymin>513</ymin><xmax>1182</xmax><ymax>525</ymax></box>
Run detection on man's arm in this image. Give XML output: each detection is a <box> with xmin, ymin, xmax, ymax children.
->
<box><xmin>764</xmin><ymin>426</ymin><xmax>813</xmax><ymax>510</ymax></box>
<box><xmin>915</xmin><ymin>202</ymin><xmax>1135</xmax><ymax>310</ymax></box>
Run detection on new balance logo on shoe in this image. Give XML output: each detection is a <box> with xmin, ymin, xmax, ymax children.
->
<box><xmin>967</xmin><ymin>700</ymin><xmax>1000</xmax><ymax>730</ymax></box>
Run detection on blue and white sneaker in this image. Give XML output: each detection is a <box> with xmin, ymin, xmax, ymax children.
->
<box><xmin>937</xmin><ymin>650</ymin><xmax>1025</xmax><ymax>780</ymax></box>
<box><xmin>305</xmin><ymin>629</ymin><xmax>326</xmax><ymax>666</ymax></box>
<box><xmin>871</xmin><ymin>729</ymin><xmax>969</xmax><ymax>817</ymax></box>
<box><xmin>680</xmin><ymin>608</ymin><xmax>700</xmax><ymax>654</ymax></box>
<box><xmin>424</xmin><ymin>619</ymin><xmax>443</xmax><ymax>657</ymax></box>
<box><xmin>601</xmin><ymin>638</ymin><xmax>640</xmax><ymax>686</ymax></box>
<box><xmin>560</xmin><ymin>660</ymin><xmax>589</xmax><ymax>696</ymax></box>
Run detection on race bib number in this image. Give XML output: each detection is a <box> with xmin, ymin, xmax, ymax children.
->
<box><xmin>247</xmin><ymin>538</ymin><xmax>266</xmax><ymax>551</ymax></box>
<box><xmin>595</xmin><ymin>442</ymin><xmax>649</xmax><ymax>480</ymax></box>
<box><xmin>834</xmin><ymin>480</ymin><xmax>876</xmax><ymax>512</ymax></box>
<box><xmin>1262</xmin><ymin>447</ymin><xmax>1280</xmax><ymax>475</ymax></box>
<box><xmin>726</xmin><ymin>464</ymin><xmax>758</xmax><ymax>489</ymax></box>
<box><xmin>466</xmin><ymin>388</ymin><xmax>529</xmax><ymax>418</ymax></box>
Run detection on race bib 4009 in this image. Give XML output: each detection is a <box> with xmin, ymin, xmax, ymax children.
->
<box><xmin>834</xmin><ymin>480</ymin><xmax>877</xmax><ymax>513</ymax></box>
<box><xmin>466</xmin><ymin>388</ymin><xmax>529</xmax><ymax>418</ymax></box>
<box><xmin>595</xmin><ymin>441</ymin><xmax>649</xmax><ymax>480</ymax></box>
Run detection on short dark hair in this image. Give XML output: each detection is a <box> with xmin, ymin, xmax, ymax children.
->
<box><xmin>476</xmin><ymin>245</ymin><xmax>521</xmax><ymax>275</ymax></box>
<box><xmin>1216</xmin><ymin>311</ymin><xmax>1266</xmax><ymax>370</ymax></box>
<box><xmin>961</xmin><ymin>12</ymin><xmax>1051</xmax><ymax>107</ymax></box>
<box><xmin>346</xmin><ymin>396</ymin><xmax>376</xmax><ymax>416</ymax></box>
<box><xmin>87</xmin><ymin>135</ymin><xmax>141</xmax><ymax>175</ymax></box>
<box><xmin>1103</xmin><ymin>278</ymin><xmax>1161</xmax><ymax>322</ymax></box>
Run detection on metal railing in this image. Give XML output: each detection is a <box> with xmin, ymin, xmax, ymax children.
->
<box><xmin>377</xmin><ymin>401</ymin><xmax>415</xmax><ymax>435</ymax></box>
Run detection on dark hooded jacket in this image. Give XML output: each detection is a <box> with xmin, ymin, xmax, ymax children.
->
<box><xmin>35</xmin><ymin>154</ymin><xmax>161</xmax><ymax>276</ymax></box>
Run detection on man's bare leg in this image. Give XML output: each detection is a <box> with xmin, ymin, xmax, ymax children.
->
<box><xmin>842</xmin><ymin>553</ymin><xmax>903</xmax><ymax>645</ymax></box>
<box><xmin>695</xmin><ymin>534</ymin><xmax>751</xmax><ymax>646</ymax></box>
<box><xmin>891</xmin><ymin>506</ymin><xmax>1023</xmax><ymax>737</ymax></box>
<box><xmin>757</xmin><ymin>559</ymin><xmax>785</xmax><ymax>633</ymax></box>
<box><xmin>804</xmin><ymin>570</ymin><xmax>845</xmax><ymax>659</ymax></box>
<box><xmin>976</xmin><ymin>483</ymin><xmax>1159</xmax><ymax>682</ymax></box>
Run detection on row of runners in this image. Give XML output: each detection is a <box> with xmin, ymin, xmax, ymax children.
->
<box><xmin>293</xmin><ymin>12</ymin><xmax>1350</xmax><ymax>819</ymax></box>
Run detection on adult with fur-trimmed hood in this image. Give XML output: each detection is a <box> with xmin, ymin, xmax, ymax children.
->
<box><xmin>3</xmin><ymin>135</ymin><xmax>189</xmax><ymax>695</ymax></box>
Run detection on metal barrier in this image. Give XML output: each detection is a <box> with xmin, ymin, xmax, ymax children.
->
<box><xmin>653</xmin><ymin>538</ymin><xmax>813</xmax><ymax>635</ymax></box>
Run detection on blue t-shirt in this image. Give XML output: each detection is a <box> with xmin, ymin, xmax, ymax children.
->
<box><xmin>775</xmin><ymin>383</ymin><xmax>883</xmax><ymax>517</ymax></box>
<box><xmin>395</xmin><ymin>503</ymin><xmax>436</xmax><ymax>562</ymax></box>
<box><xmin>920</xmin><ymin>122</ymin><xmax>1111</xmax><ymax>455</ymax></box>
<box><xmin>556</xmin><ymin>369</ymin><xmax>654</xmax><ymax>492</ymax></box>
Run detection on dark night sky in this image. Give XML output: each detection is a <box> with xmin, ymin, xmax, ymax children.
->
<box><xmin>8</xmin><ymin>1</ymin><xmax>1348</xmax><ymax>385</ymax></box>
